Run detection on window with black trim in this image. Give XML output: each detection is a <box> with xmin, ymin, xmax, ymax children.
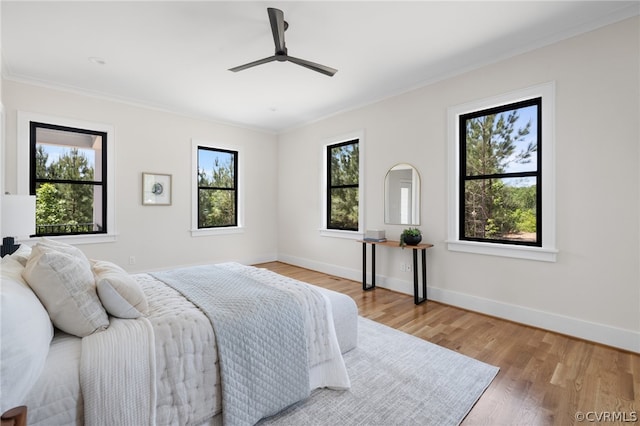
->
<box><xmin>327</xmin><ymin>139</ymin><xmax>359</xmax><ymax>231</ymax></box>
<box><xmin>30</xmin><ymin>122</ymin><xmax>107</xmax><ymax>236</ymax></box>
<box><xmin>460</xmin><ymin>97</ymin><xmax>541</xmax><ymax>246</ymax></box>
<box><xmin>197</xmin><ymin>146</ymin><xmax>237</xmax><ymax>228</ymax></box>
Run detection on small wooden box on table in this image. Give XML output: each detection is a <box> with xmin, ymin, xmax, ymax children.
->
<box><xmin>358</xmin><ymin>240</ymin><xmax>433</xmax><ymax>305</ymax></box>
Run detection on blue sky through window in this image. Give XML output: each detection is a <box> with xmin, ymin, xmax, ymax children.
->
<box><xmin>502</xmin><ymin>104</ymin><xmax>538</xmax><ymax>174</ymax></box>
<box><xmin>198</xmin><ymin>148</ymin><xmax>233</xmax><ymax>181</ymax></box>
<box><xmin>497</xmin><ymin>104</ymin><xmax>538</xmax><ymax>188</ymax></box>
<box><xmin>39</xmin><ymin>143</ymin><xmax>96</xmax><ymax>168</ymax></box>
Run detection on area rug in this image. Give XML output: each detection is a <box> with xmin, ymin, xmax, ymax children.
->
<box><xmin>259</xmin><ymin>316</ymin><xmax>499</xmax><ymax>426</ymax></box>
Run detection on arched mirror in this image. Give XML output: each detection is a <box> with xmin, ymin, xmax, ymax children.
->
<box><xmin>384</xmin><ymin>163</ymin><xmax>420</xmax><ymax>225</ymax></box>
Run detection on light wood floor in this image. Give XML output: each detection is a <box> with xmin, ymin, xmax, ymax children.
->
<box><xmin>256</xmin><ymin>261</ymin><xmax>640</xmax><ymax>426</ymax></box>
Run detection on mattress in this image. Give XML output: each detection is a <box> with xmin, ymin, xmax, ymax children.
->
<box><xmin>23</xmin><ymin>266</ymin><xmax>358</xmax><ymax>425</ymax></box>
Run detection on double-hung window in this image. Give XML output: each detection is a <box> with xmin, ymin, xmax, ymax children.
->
<box><xmin>29</xmin><ymin>121</ymin><xmax>107</xmax><ymax>237</ymax></box>
<box><xmin>447</xmin><ymin>83</ymin><xmax>557</xmax><ymax>261</ymax></box>
<box><xmin>195</xmin><ymin>145</ymin><xmax>238</xmax><ymax>229</ymax></box>
<box><xmin>323</xmin><ymin>135</ymin><xmax>363</xmax><ymax>235</ymax></box>
<box><xmin>460</xmin><ymin>98</ymin><xmax>541</xmax><ymax>246</ymax></box>
<box><xmin>197</xmin><ymin>146</ymin><xmax>237</xmax><ymax>228</ymax></box>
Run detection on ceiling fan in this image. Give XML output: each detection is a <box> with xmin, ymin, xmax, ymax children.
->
<box><xmin>229</xmin><ymin>7</ymin><xmax>337</xmax><ymax>77</ymax></box>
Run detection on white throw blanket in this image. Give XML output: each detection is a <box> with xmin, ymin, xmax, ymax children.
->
<box><xmin>80</xmin><ymin>317</ymin><xmax>157</xmax><ymax>426</ymax></box>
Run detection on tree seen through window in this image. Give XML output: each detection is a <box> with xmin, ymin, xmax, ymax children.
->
<box><xmin>197</xmin><ymin>147</ymin><xmax>237</xmax><ymax>228</ymax></box>
<box><xmin>327</xmin><ymin>140</ymin><xmax>359</xmax><ymax>231</ymax></box>
<box><xmin>31</xmin><ymin>122</ymin><xmax>106</xmax><ymax>236</ymax></box>
<box><xmin>460</xmin><ymin>98</ymin><xmax>541</xmax><ymax>245</ymax></box>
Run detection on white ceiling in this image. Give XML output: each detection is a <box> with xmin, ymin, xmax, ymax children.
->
<box><xmin>2</xmin><ymin>1</ymin><xmax>638</xmax><ymax>133</ymax></box>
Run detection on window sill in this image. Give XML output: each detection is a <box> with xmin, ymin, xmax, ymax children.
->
<box><xmin>191</xmin><ymin>226</ymin><xmax>244</xmax><ymax>237</ymax></box>
<box><xmin>28</xmin><ymin>233</ymin><xmax>118</xmax><ymax>245</ymax></box>
<box><xmin>446</xmin><ymin>240</ymin><xmax>558</xmax><ymax>262</ymax></box>
<box><xmin>319</xmin><ymin>229</ymin><xmax>364</xmax><ymax>240</ymax></box>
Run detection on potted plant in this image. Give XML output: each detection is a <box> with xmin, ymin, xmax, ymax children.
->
<box><xmin>400</xmin><ymin>227</ymin><xmax>422</xmax><ymax>247</ymax></box>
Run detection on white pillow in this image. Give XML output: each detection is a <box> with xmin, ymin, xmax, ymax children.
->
<box><xmin>22</xmin><ymin>241</ymin><xmax>109</xmax><ymax>337</ymax></box>
<box><xmin>92</xmin><ymin>260</ymin><xmax>148</xmax><ymax>319</ymax></box>
<box><xmin>36</xmin><ymin>238</ymin><xmax>81</xmax><ymax>256</ymax></box>
<box><xmin>1</xmin><ymin>256</ymin><xmax>54</xmax><ymax>413</ymax></box>
<box><xmin>9</xmin><ymin>243</ymin><xmax>32</xmax><ymax>266</ymax></box>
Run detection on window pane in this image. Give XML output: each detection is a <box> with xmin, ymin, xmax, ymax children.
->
<box><xmin>329</xmin><ymin>187</ymin><xmax>359</xmax><ymax>230</ymax></box>
<box><xmin>35</xmin><ymin>127</ymin><xmax>102</xmax><ymax>182</ymax></box>
<box><xmin>35</xmin><ymin>182</ymin><xmax>103</xmax><ymax>235</ymax></box>
<box><xmin>198</xmin><ymin>188</ymin><xmax>236</xmax><ymax>227</ymax></box>
<box><xmin>464</xmin><ymin>177</ymin><xmax>537</xmax><ymax>243</ymax></box>
<box><xmin>197</xmin><ymin>146</ymin><xmax>238</xmax><ymax>229</ymax></box>
<box><xmin>330</xmin><ymin>143</ymin><xmax>359</xmax><ymax>186</ymax></box>
<box><xmin>32</xmin><ymin>123</ymin><xmax>107</xmax><ymax>237</ymax></box>
<box><xmin>465</xmin><ymin>104</ymin><xmax>538</xmax><ymax>176</ymax></box>
<box><xmin>198</xmin><ymin>149</ymin><xmax>235</xmax><ymax>188</ymax></box>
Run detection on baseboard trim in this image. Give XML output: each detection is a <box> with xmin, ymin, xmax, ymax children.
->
<box><xmin>428</xmin><ymin>286</ymin><xmax>640</xmax><ymax>354</ymax></box>
<box><xmin>277</xmin><ymin>253</ymin><xmax>640</xmax><ymax>353</ymax></box>
<box><xmin>278</xmin><ymin>254</ymin><xmax>362</xmax><ymax>282</ymax></box>
<box><xmin>244</xmin><ymin>253</ymin><xmax>279</xmax><ymax>265</ymax></box>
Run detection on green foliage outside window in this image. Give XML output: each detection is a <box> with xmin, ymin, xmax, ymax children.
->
<box><xmin>198</xmin><ymin>148</ymin><xmax>237</xmax><ymax>228</ymax></box>
<box><xmin>34</xmin><ymin>145</ymin><xmax>100</xmax><ymax>234</ymax></box>
<box><xmin>462</xmin><ymin>99</ymin><xmax>540</xmax><ymax>244</ymax></box>
<box><xmin>328</xmin><ymin>141</ymin><xmax>359</xmax><ymax>230</ymax></box>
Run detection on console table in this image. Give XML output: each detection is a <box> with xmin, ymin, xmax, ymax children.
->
<box><xmin>359</xmin><ymin>240</ymin><xmax>433</xmax><ymax>305</ymax></box>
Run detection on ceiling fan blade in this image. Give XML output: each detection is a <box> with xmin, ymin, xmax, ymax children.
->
<box><xmin>229</xmin><ymin>8</ymin><xmax>338</xmax><ymax>76</ymax></box>
<box><xmin>267</xmin><ymin>7</ymin><xmax>286</xmax><ymax>54</ymax></box>
<box><xmin>228</xmin><ymin>55</ymin><xmax>277</xmax><ymax>72</ymax></box>
<box><xmin>287</xmin><ymin>56</ymin><xmax>338</xmax><ymax>77</ymax></box>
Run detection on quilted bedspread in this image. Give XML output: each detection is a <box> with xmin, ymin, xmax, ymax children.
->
<box><xmin>152</xmin><ymin>263</ymin><xmax>319</xmax><ymax>426</ymax></box>
<box><xmin>23</xmin><ymin>273</ymin><xmax>220</xmax><ymax>426</ymax></box>
<box><xmin>23</xmin><ymin>262</ymin><xmax>349</xmax><ymax>426</ymax></box>
<box><xmin>80</xmin><ymin>317</ymin><xmax>157</xmax><ymax>426</ymax></box>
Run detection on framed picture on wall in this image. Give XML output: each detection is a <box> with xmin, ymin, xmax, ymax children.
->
<box><xmin>142</xmin><ymin>172</ymin><xmax>172</xmax><ymax>205</ymax></box>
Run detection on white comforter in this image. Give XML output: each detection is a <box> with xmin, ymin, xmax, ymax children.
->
<box><xmin>24</xmin><ymin>272</ymin><xmax>221</xmax><ymax>426</ymax></box>
<box><xmin>81</xmin><ymin>317</ymin><xmax>157</xmax><ymax>426</ymax></box>
<box><xmin>140</xmin><ymin>273</ymin><xmax>221</xmax><ymax>425</ymax></box>
<box><xmin>23</xmin><ymin>263</ymin><xmax>349</xmax><ymax>426</ymax></box>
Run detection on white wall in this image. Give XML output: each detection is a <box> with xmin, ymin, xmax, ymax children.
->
<box><xmin>277</xmin><ymin>17</ymin><xmax>640</xmax><ymax>352</ymax></box>
<box><xmin>2</xmin><ymin>17</ymin><xmax>638</xmax><ymax>352</ymax></box>
<box><xmin>2</xmin><ymin>81</ymin><xmax>279</xmax><ymax>271</ymax></box>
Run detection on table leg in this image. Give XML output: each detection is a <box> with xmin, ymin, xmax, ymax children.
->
<box><xmin>413</xmin><ymin>248</ymin><xmax>427</xmax><ymax>305</ymax></box>
<box><xmin>362</xmin><ymin>242</ymin><xmax>375</xmax><ymax>291</ymax></box>
<box><xmin>372</xmin><ymin>244</ymin><xmax>376</xmax><ymax>288</ymax></box>
<box><xmin>362</xmin><ymin>242</ymin><xmax>366</xmax><ymax>290</ymax></box>
<box><xmin>413</xmin><ymin>249</ymin><xmax>419</xmax><ymax>304</ymax></box>
<box><xmin>421</xmin><ymin>248</ymin><xmax>427</xmax><ymax>303</ymax></box>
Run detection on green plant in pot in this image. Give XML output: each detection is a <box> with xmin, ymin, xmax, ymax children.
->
<box><xmin>400</xmin><ymin>227</ymin><xmax>422</xmax><ymax>247</ymax></box>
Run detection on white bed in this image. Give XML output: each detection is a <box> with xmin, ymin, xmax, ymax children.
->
<box><xmin>0</xmin><ymin>241</ymin><xmax>358</xmax><ymax>426</ymax></box>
